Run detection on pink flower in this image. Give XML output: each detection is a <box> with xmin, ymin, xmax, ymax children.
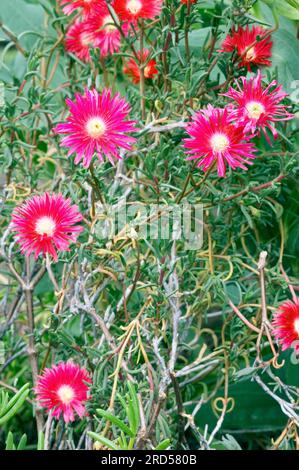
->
<box><xmin>54</xmin><ymin>88</ymin><xmax>136</xmax><ymax>167</ymax></box>
<box><xmin>220</xmin><ymin>25</ymin><xmax>272</xmax><ymax>71</ymax></box>
<box><xmin>123</xmin><ymin>49</ymin><xmax>158</xmax><ymax>84</ymax></box>
<box><xmin>65</xmin><ymin>21</ymin><xmax>95</xmax><ymax>63</ymax></box>
<box><xmin>272</xmin><ymin>299</ymin><xmax>299</xmax><ymax>355</ymax></box>
<box><xmin>59</xmin><ymin>0</ymin><xmax>105</xmax><ymax>17</ymax></box>
<box><xmin>223</xmin><ymin>71</ymin><xmax>293</xmax><ymax>142</ymax></box>
<box><xmin>114</xmin><ymin>0</ymin><xmax>163</xmax><ymax>23</ymax></box>
<box><xmin>183</xmin><ymin>105</ymin><xmax>257</xmax><ymax>177</ymax></box>
<box><xmin>85</xmin><ymin>5</ymin><xmax>123</xmax><ymax>57</ymax></box>
<box><xmin>11</xmin><ymin>193</ymin><xmax>83</xmax><ymax>261</ymax></box>
<box><xmin>35</xmin><ymin>362</ymin><xmax>91</xmax><ymax>423</ymax></box>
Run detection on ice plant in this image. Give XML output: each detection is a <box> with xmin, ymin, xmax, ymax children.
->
<box><xmin>123</xmin><ymin>49</ymin><xmax>158</xmax><ymax>84</ymax></box>
<box><xmin>272</xmin><ymin>299</ymin><xmax>299</xmax><ymax>355</ymax></box>
<box><xmin>59</xmin><ymin>0</ymin><xmax>104</xmax><ymax>17</ymax></box>
<box><xmin>114</xmin><ymin>0</ymin><xmax>163</xmax><ymax>23</ymax></box>
<box><xmin>65</xmin><ymin>21</ymin><xmax>94</xmax><ymax>62</ymax></box>
<box><xmin>223</xmin><ymin>71</ymin><xmax>293</xmax><ymax>142</ymax></box>
<box><xmin>183</xmin><ymin>105</ymin><xmax>257</xmax><ymax>177</ymax></box>
<box><xmin>35</xmin><ymin>362</ymin><xmax>91</xmax><ymax>423</ymax></box>
<box><xmin>54</xmin><ymin>88</ymin><xmax>136</xmax><ymax>167</ymax></box>
<box><xmin>220</xmin><ymin>25</ymin><xmax>272</xmax><ymax>71</ymax></box>
<box><xmin>11</xmin><ymin>193</ymin><xmax>83</xmax><ymax>261</ymax></box>
<box><xmin>86</xmin><ymin>5</ymin><xmax>123</xmax><ymax>56</ymax></box>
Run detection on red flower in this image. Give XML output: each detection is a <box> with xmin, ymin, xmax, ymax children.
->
<box><xmin>65</xmin><ymin>21</ymin><xmax>95</xmax><ymax>62</ymax></box>
<box><xmin>11</xmin><ymin>193</ymin><xmax>83</xmax><ymax>261</ymax></box>
<box><xmin>123</xmin><ymin>49</ymin><xmax>158</xmax><ymax>84</ymax></box>
<box><xmin>220</xmin><ymin>25</ymin><xmax>272</xmax><ymax>71</ymax></box>
<box><xmin>59</xmin><ymin>0</ymin><xmax>105</xmax><ymax>17</ymax></box>
<box><xmin>181</xmin><ymin>0</ymin><xmax>197</xmax><ymax>4</ymax></box>
<box><xmin>183</xmin><ymin>105</ymin><xmax>257</xmax><ymax>177</ymax></box>
<box><xmin>54</xmin><ymin>88</ymin><xmax>136</xmax><ymax>167</ymax></box>
<box><xmin>85</xmin><ymin>5</ymin><xmax>124</xmax><ymax>57</ymax></box>
<box><xmin>35</xmin><ymin>362</ymin><xmax>91</xmax><ymax>423</ymax></box>
<box><xmin>114</xmin><ymin>0</ymin><xmax>163</xmax><ymax>23</ymax></box>
<box><xmin>223</xmin><ymin>71</ymin><xmax>294</xmax><ymax>142</ymax></box>
<box><xmin>272</xmin><ymin>299</ymin><xmax>299</xmax><ymax>355</ymax></box>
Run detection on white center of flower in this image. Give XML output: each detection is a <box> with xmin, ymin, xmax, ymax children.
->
<box><xmin>144</xmin><ymin>65</ymin><xmax>151</xmax><ymax>78</ymax></box>
<box><xmin>81</xmin><ymin>33</ymin><xmax>92</xmax><ymax>47</ymax></box>
<box><xmin>127</xmin><ymin>0</ymin><xmax>142</xmax><ymax>14</ymax></box>
<box><xmin>103</xmin><ymin>15</ymin><xmax>117</xmax><ymax>33</ymax></box>
<box><xmin>57</xmin><ymin>385</ymin><xmax>75</xmax><ymax>405</ymax></box>
<box><xmin>246</xmin><ymin>101</ymin><xmax>265</xmax><ymax>120</ymax></box>
<box><xmin>35</xmin><ymin>216</ymin><xmax>56</xmax><ymax>236</ymax></box>
<box><xmin>86</xmin><ymin>117</ymin><xmax>106</xmax><ymax>138</ymax></box>
<box><xmin>210</xmin><ymin>133</ymin><xmax>230</xmax><ymax>153</ymax></box>
<box><xmin>245</xmin><ymin>46</ymin><xmax>256</xmax><ymax>61</ymax></box>
<box><xmin>294</xmin><ymin>319</ymin><xmax>299</xmax><ymax>336</ymax></box>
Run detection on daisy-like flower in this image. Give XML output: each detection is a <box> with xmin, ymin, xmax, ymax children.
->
<box><xmin>123</xmin><ymin>49</ymin><xmax>158</xmax><ymax>84</ymax></box>
<box><xmin>54</xmin><ymin>88</ymin><xmax>136</xmax><ymax>167</ymax></box>
<box><xmin>11</xmin><ymin>193</ymin><xmax>83</xmax><ymax>261</ymax></box>
<box><xmin>114</xmin><ymin>0</ymin><xmax>163</xmax><ymax>23</ymax></box>
<box><xmin>272</xmin><ymin>299</ymin><xmax>299</xmax><ymax>355</ymax></box>
<box><xmin>220</xmin><ymin>25</ymin><xmax>272</xmax><ymax>71</ymax></box>
<box><xmin>59</xmin><ymin>0</ymin><xmax>104</xmax><ymax>17</ymax></box>
<box><xmin>223</xmin><ymin>71</ymin><xmax>294</xmax><ymax>142</ymax></box>
<box><xmin>65</xmin><ymin>21</ymin><xmax>95</xmax><ymax>62</ymax></box>
<box><xmin>35</xmin><ymin>362</ymin><xmax>91</xmax><ymax>423</ymax></box>
<box><xmin>86</xmin><ymin>5</ymin><xmax>123</xmax><ymax>56</ymax></box>
<box><xmin>183</xmin><ymin>105</ymin><xmax>257</xmax><ymax>177</ymax></box>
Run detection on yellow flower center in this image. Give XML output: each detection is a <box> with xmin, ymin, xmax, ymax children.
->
<box><xmin>103</xmin><ymin>15</ymin><xmax>117</xmax><ymax>33</ymax></box>
<box><xmin>81</xmin><ymin>33</ymin><xmax>93</xmax><ymax>47</ymax></box>
<box><xmin>86</xmin><ymin>117</ymin><xmax>106</xmax><ymax>138</ymax></box>
<box><xmin>245</xmin><ymin>46</ymin><xmax>256</xmax><ymax>61</ymax></box>
<box><xmin>144</xmin><ymin>65</ymin><xmax>152</xmax><ymax>78</ymax></box>
<box><xmin>210</xmin><ymin>133</ymin><xmax>230</xmax><ymax>153</ymax></box>
<box><xmin>127</xmin><ymin>0</ymin><xmax>142</xmax><ymax>15</ymax></box>
<box><xmin>57</xmin><ymin>385</ymin><xmax>75</xmax><ymax>405</ymax></box>
<box><xmin>35</xmin><ymin>216</ymin><xmax>56</xmax><ymax>236</ymax></box>
<box><xmin>246</xmin><ymin>101</ymin><xmax>265</xmax><ymax>120</ymax></box>
<box><xmin>294</xmin><ymin>319</ymin><xmax>299</xmax><ymax>336</ymax></box>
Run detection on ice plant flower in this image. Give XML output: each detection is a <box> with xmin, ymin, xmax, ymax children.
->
<box><xmin>272</xmin><ymin>299</ymin><xmax>299</xmax><ymax>355</ymax></box>
<box><xmin>54</xmin><ymin>88</ymin><xmax>136</xmax><ymax>167</ymax></box>
<box><xmin>59</xmin><ymin>0</ymin><xmax>104</xmax><ymax>17</ymax></box>
<box><xmin>220</xmin><ymin>25</ymin><xmax>272</xmax><ymax>71</ymax></box>
<box><xmin>35</xmin><ymin>362</ymin><xmax>91</xmax><ymax>423</ymax></box>
<box><xmin>123</xmin><ymin>49</ymin><xmax>158</xmax><ymax>84</ymax></box>
<box><xmin>223</xmin><ymin>71</ymin><xmax>294</xmax><ymax>142</ymax></box>
<box><xmin>11</xmin><ymin>193</ymin><xmax>83</xmax><ymax>261</ymax></box>
<box><xmin>183</xmin><ymin>105</ymin><xmax>257</xmax><ymax>177</ymax></box>
<box><xmin>65</xmin><ymin>21</ymin><xmax>95</xmax><ymax>63</ymax></box>
<box><xmin>114</xmin><ymin>0</ymin><xmax>163</xmax><ymax>23</ymax></box>
<box><xmin>86</xmin><ymin>5</ymin><xmax>123</xmax><ymax>56</ymax></box>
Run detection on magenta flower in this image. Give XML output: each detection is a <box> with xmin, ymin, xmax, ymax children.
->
<box><xmin>85</xmin><ymin>5</ymin><xmax>124</xmax><ymax>57</ymax></box>
<box><xmin>35</xmin><ymin>362</ymin><xmax>91</xmax><ymax>423</ymax></box>
<box><xmin>11</xmin><ymin>193</ymin><xmax>83</xmax><ymax>261</ymax></box>
<box><xmin>65</xmin><ymin>21</ymin><xmax>95</xmax><ymax>63</ymax></box>
<box><xmin>223</xmin><ymin>71</ymin><xmax>294</xmax><ymax>142</ymax></box>
<box><xmin>59</xmin><ymin>0</ymin><xmax>105</xmax><ymax>17</ymax></box>
<box><xmin>272</xmin><ymin>299</ymin><xmax>299</xmax><ymax>355</ymax></box>
<box><xmin>183</xmin><ymin>105</ymin><xmax>257</xmax><ymax>177</ymax></box>
<box><xmin>54</xmin><ymin>88</ymin><xmax>136</xmax><ymax>167</ymax></box>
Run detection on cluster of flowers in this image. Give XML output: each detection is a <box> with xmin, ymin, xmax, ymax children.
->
<box><xmin>63</xmin><ymin>0</ymin><xmax>159</xmax><ymax>83</ymax></box>
<box><xmin>9</xmin><ymin>1</ymin><xmax>297</xmax><ymax>424</ymax></box>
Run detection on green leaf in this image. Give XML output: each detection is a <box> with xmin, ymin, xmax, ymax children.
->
<box><xmin>87</xmin><ymin>432</ymin><xmax>120</xmax><ymax>450</ymax></box>
<box><xmin>155</xmin><ymin>439</ymin><xmax>171</xmax><ymax>450</ymax></box>
<box><xmin>96</xmin><ymin>409</ymin><xmax>135</xmax><ymax>437</ymax></box>
<box><xmin>270</xmin><ymin>29</ymin><xmax>299</xmax><ymax>95</ymax></box>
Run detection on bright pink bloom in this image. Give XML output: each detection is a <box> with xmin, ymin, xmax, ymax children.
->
<box><xmin>114</xmin><ymin>0</ymin><xmax>163</xmax><ymax>23</ymax></box>
<box><xmin>220</xmin><ymin>25</ymin><xmax>272</xmax><ymax>71</ymax></box>
<box><xmin>11</xmin><ymin>193</ymin><xmax>83</xmax><ymax>261</ymax></box>
<box><xmin>223</xmin><ymin>71</ymin><xmax>293</xmax><ymax>142</ymax></box>
<box><xmin>35</xmin><ymin>362</ymin><xmax>91</xmax><ymax>423</ymax></box>
<box><xmin>59</xmin><ymin>0</ymin><xmax>105</xmax><ymax>17</ymax></box>
<box><xmin>272</xmin><ymin>299</ymin><xmax>299</xmax><ymax>355</ymax></box>
<box><xmin>65</xmin><ymin>21</ymin><xmax>95</xmax><ymax>62</ymax></box>
<box><xmin>183</xmin><ymin>105</ymin><xmax>257</xmax><ymax>177</ymax></box>
<box><xmin>123</xmin><ymin>49</ymin><xmax>158</xmax><ymax>84</ymax></box>
<box><xmin>85</xmin><ymin>5</ymin><xmax>123</xmax><ymax>57</ymax></box>
<box><xmin>54</xmin><ymin>88</ymin><xmax>136</xmax><ymax>167</ymax></box>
